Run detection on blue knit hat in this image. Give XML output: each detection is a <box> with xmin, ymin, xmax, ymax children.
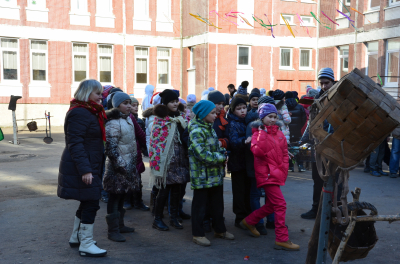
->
<box><xmin>237</xmin><ymin>81</ymin><xmax>249</xmax><ymax>95</ymax></box>
<box><xmin>318</xmin><ymin>68</ymin><xmax>335</xmax><ymax>81</ymax></box>
<box><xmin>208</xmin><ymin>87</ymin><xmax>215</xmax><ymax>91</ymax></box>
<box><xmin>193</xmin><ymin>100</ymin><xmax>216</xmax><ymax>120</ymax></box>
<box><xmin>112</xmin><ymin>92</ymin><xmax>131</xmax><ymax>108</ymax></box>
<box><xmin>258</xmin><ymin>103</ymin><xmax>278</xmax><ymax>121</ymax></box>
<box><xmin>187</xmin><ymin>94</ymin><xmax>196</xmax><ymax>103</ymax></box>
<box><xmin>260</xmin><ymin>88</ymin><xmax>266</xmax><ymax>96</ymax></box>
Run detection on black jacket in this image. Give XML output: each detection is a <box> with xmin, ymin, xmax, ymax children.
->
<box><xmin>227</xmin><ymin>112</ymin><xmax>247</xmax><ymax>172</ymax></box>
<box><xmin>58</xmin><ymin>108</ymin><xmax>104</xmax><ymax>201</ymax></box>
<box><xmin>286</xmin><ymin>98</ymin><xmax>307</xmax><ymax>142</ymax></box>
<box><xmin>245</xmin><ymin>108</ymin><xmax>259</xmax><ymax>177</ymax></box>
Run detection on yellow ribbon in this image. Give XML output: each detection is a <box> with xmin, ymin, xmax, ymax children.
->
<box><xmin>281</xmin><ymin>14</ymin><xmax>295</xmax><ymax>38</ymax></box>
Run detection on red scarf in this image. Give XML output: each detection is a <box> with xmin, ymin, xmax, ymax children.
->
<box><xmin>68</xmin><ymin>99</ymin><xmax>107</xmax><ymax>142</ymax></box>
<box><xmin>218</xmin><ymin>108</ymin><xmax>229</xmax><ymax>131</ymax></box>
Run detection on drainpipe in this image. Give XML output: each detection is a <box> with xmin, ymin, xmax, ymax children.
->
<box><xmin>122</xmin><ymin>0</ymin><xmax>127</xmax><ymax>92</ymax></box>
<box><xmin>180</xmin><ymin>0</ymin><xmax>183</xmax><ymax>95</ymax></box>
<box><xmin>315</xmin><ymin>0</ymin><xmax>320</xmax><ymax>87</ymax></box>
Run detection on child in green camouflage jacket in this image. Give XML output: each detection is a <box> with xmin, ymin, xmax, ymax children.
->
<box><xmin>188</xmin><ymin>100</ymin><xmax>234</xmax><ymax>247</ymax></box>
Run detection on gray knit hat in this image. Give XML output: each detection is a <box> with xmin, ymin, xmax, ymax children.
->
<box><xmin>112</xmin><ymin>92</ymin><xmax>131</xmax><ymax>108</ymax></box>
<box><xmin>208</xmin><ymin>90</ymin><xmax>225</xmax><ymax>104</ymax></box>
<box><xmin>258</xmin><ymin>96</ymin><xmax>275</xmax><ymax>105</ymax></box>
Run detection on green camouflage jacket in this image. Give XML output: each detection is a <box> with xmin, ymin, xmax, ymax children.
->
<box><xmin>188</xmin><ymin>117</ymin><xmax>226</xmax><ymax>190</ymax></box>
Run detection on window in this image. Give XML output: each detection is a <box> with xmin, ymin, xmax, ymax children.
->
<box><xmin>190</xmin><ymin>47</ymin><xmax>195</xmax><ymax>68</ymax></box>
<box><xmin>345</xmin><ymin>0</ymin><xmax>351</xmax><ymax>5</ymax></box>
<box><xmin>366</xmin><ymin>42</ymin><xmax>378</xmax><ymax>82</ymax></box>
<box><xmin>157</xmin><ymin>48</ymin><xmax>170</xmax><ymax>85</ymax></box>
<box><xmin>238</xmin><ymin>46</ymin><xmax>250</xmax><ymax>66</ymax></box>
<box><xmin>157</xmin><ymin>0</ymin><xmax>171</xmax><ymax>20</ymax></box>
<box><xmin>72</xmin><ymin>43</ymin><xmax>88</xmax><ymax>82</ymax></box>
<box><xmin>71</xmin><ymin>0</ymin><xmax>88</xmax><ymax>13</ymax></box>
<box><xmin>134</xmin><ymin>0</ymin><xmax>149</xmax><ymax>18</ymax></box>
<box><xmin>98</xmin><ymin>45</ymin><xmax>112</xmax><ymax>83</ymax></box>
<box><xmin>280</xmin><ymin>14</ymin><xmax>294</xmax><ymax>25</ymax></box>
<box><xmin>30</xmin><ymin>40</ymin><xmax>47</xmax><ymax>81</ymax></box>
<box><xmin>28</xmin><ymin>0</ymin><xmax>46</xmax><ymax>9</ymax></box>
<box><xmin>338</xmin><ymin>45</ymin><xmax>349</xmax><ymax>79</ymax></box>
<box><xmin>369</xmin><ymin>0</ymin><xmax>380</xmax><ymax>9</ymax></box>
<box><xmin>389</xmin><ymin>0</ymin><xmax>400</xmax><ymax>7</ymax></box>
<box><xmin>338</xmin><ymin>1</ymin><xmax>350</xmax><ymax>17</ymax></box>
<box><xmin>0</xmin><ymin>0</ymin><xmax>18</xmax><ymax>7</ymax></box>
<box><xmin>386</xmin><ymin>38</ymin><xmax>400</xmax><ymax>85</ymax></box>
<box><xmin>300</xmin><ymin>49</ymin><xmax>312</xmax><ymax>69</ymax></box>
<box><xmin>280</xmin><ymin>48</ymin><xmax>292</xmax><ymax>69</ymax></box>
<box><xmin>237</xmin><ymin>0</ymin><xmax>254</xmax><ymax>29</ymax></box>
<box><xmin>96</xmin><ymin>0</ymin><xmax>112</xmax><ymax>15</ymax></box>
<box><xmin>135</xmin><ymin>47</ymin><xmax>149</xmax><ymax>84</ymax></box>
<box><xmin>300</xmin><ymin>16</ymin><xmax>314</xmax><ymax>26</ymax></box>
<box><xmin>1</xmin><ymin>38</ymin><xmax>19</xmax><ymax>81</ymax></box>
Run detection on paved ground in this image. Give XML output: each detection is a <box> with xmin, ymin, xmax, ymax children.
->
<box><xmin>0</xmin><ymin>128</ymin><xmax>399</xmax><ymax>264</ymax></box>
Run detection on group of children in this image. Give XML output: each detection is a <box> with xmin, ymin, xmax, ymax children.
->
<box><xmin>63</xmin><ymin>79</ymin><xmax>307</xmax><ymax>258</ymax></box>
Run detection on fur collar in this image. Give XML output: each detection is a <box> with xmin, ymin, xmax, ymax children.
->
<box><xmin>142</xmin><ymin>107</ymin><xmax>154</xmax><ymax>118</ymax></box>
<box><xmin>250</xmin><ymin>119</ymin><xmax>284</xmax><ymax>129</ymax></box>
<box><xmin>153</xmin><ymin>103</ymin><xmax>185</xmax><ymax>118</ymax></box>
<box><xmin>105</xmin><ymin>108</ymin><xmax>129</xmax><ymax>121</ymax></box>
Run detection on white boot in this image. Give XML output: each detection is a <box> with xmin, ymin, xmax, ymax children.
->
<box><xmin>78</xmin><ymin>223</ymin><xmax>107</xmax><ymax>257</ymax></box>
<box><xmin>69</xmin><ymin>216</ymin><xmax>81</xmax><ymax>248</ymax></box>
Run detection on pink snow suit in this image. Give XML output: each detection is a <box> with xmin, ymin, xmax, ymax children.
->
<box><xmin>245</xmin><ymin>124</ymin><xmax>290</xmax><ymax>242</ymax></box>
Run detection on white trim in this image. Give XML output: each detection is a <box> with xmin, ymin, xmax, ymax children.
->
<box><xmin>299</xmin><ymin>48</ymin><xmax>312</xmax><ymax>70</ymax></box>
<box><xmin>0</xmin><ymin>4</ymin><xmax>20</xmax><ymax>20</ymax></box>
<box><xmin>388</xmin><ymin>0</ymin><xmax>400</xmax><ymax>7</ymax></box>
<box><xmin>71</xmin><ymin>42</ymin><xmax>89</xmax><ymax>88</ymax></box>
<box><xmin>300</xmin><ymin>0</ymin><xmax>317</xmax><ymax>3</ymax></box>
<box><xmin>367</xmin><ymin>0</ymin><xmax>380</xmax><ymax>10</ymax></box>
<box><xmin>365</xmin><ymin>41</ymin><xmax>378</xmax><ymax>79</ymax></box>
<box><xmin>385</xmin><ymin>39</ymin><xmax>400</xmax><ymax>86</ymax></box>
<box><xmin>300</xmin><ymin>16</ymin><xmax>315</xmax><ymax>27</ymax></box>
<box><xmin>29</xmin><ymin>39</ymin><xmax>50</xmax><ymax>95</ymax></box>
<box><xmin>134</xmin><ymin>46</ymin><xmax>150</xmax><ymax>87</ymax></box>
<box><xmin>98</xmin><ymin>44</ymin><xmax>113</xmax><ymax>85</ymax></box>
<box><xmin>0</xmin><ymin>37</ymin><xmax>21</xmax><ymax>83</ymax></box>
<box><xmin>190</xmin><ymin>46</ymin><xmax>196</xmax><ymax>69</ymax></box>
<box><xmin>338</xmin><ymin>46</ymin><xmax>349</xmax><ymax>79</ymax></box>
<box><xmin>279</xmin><ymin>47</ymin><xmax>293</xmax><ymax>70</ymax></box>
<box><xmin>280</xmin><ymin>14</ymin><xmax>296</xmax><ymax>26</ymax></box>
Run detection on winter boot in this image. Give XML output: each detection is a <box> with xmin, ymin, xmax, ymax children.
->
<box><xmin>133</xmin><ymin>186</ymin><xmax>150</xmax><ymax>211</ymax></box>
<box><xmin>255</xmin><ymin>223</ymin><xmax>268</xmax><ymax>235</ymax></box>
<box><xmin>169</xmin><ymin>188</ymin><xmax>183</xmax><ymax>229</ymax></box>
<box><xmin>193</xmin><ymin>236</ymin><xmax>211</xmax><ymax>246</ymax></box>
<box><xmin>119</xmin><ymin>208</ymin><xmax>135</xmax><ymax>233</ymax></box>
<box><xmin>214</xmin><ymin>231</ymin><xmax>235</xmax><ymax>240</ymax></box>
<box><xmin>298</xmin><ymin>164</ymin><xmax>306</xmax><ymax>172</ymax></box>
<box><xmin>151</xmin><ymin>192</ymin><xmax>157</xmax><ymax>216</ymax></box>
<box><xmin>274</xmin><ymin>240</ymin><xmax>300</xmax><ymax>251</ymax></box>
<box><xmin>240</xmin><ymin>219</ymin><xmax>260</xmax><ymax>237</ymax></box>
<box><xmin>105</xmin><ymin>213</ymin><xmax>126</xmax><ymax>242</ymax></box>
<box><xmin>123</xmin><ymin>191</ymin><xmax>133</xmax><ymax>210</ymax></box>
<box><xmin>69</xmin><ymin>216</ymin><xmax>81</xmax><ymax>248</ymax></box>
<box><xmin>78</xmin><ymin>223</ymin><xmax>107</xmax><ymax>257</ymax></box>
<box><xmin>152</xmin><ymin>198</ymin><xmax>169</xmax><ymax>231</ymax></box>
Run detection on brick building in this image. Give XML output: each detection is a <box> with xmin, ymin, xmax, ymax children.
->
<box><xmin>0</xmin><ymin>0</ymin><xmax>318</xmax><ymax>126</ymax></box>
<box><xmin>317</xmin><ymin>0</ymin><xmax>400</xmax><ymax>99</ymax></box>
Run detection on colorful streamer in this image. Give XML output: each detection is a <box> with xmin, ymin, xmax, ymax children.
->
<box><xmin>321</xmin><ymin>11</ymin><xmax>339</xmax><ymax>26</ymax></box>
<box><xmin>264</xmin><ymin>14</ymin><xmax>275</xmax><ymax>38</ymax></box>
<box><xmin>336</xmin><ymin>10</ymin><xmax>354</xmax><ymax>22</ymax></box>
<box><xmin>190</xmin><ymin>13</ymin><xmax>222</xmax><ymax>29</ymax></box>
<box><xmin>210</xmin><ymin>10</ymin><xmax>239</xmax><ymax>26</ymax></box>
<box><xmin>296</xmin><ymin>13</ymin><xmax>312</xmax><ymax>38</ymax></box>
<box><xmin>377</xmin><ymin>74</ymin><xmax>383</xmax><ymax>86</ymax></box>
<box><xmin>351</xmin><ymin>7</ymin><xmax>372</xmax><ymax>23</ymax></box>
<box><xmin>281</xmin><ymin>14</ymin><xmax>295</xmax><ymax>38</ymax></box>
<box><xmin>338</xmin><ymin>0</ymin><xmax>351</xmax><ymax>16</ymax></box>
<box><xmin>239</xmin><ymin>15</ymin><xmax>254</xmax><ymax>27</ymax></box>
<box><xmin>310</xmin><ymin>12</ymin><xmax>331</xmax><ymax>29</ymax></box>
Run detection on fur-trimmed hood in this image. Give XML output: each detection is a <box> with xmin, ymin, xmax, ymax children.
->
<box><xmin>152</xmin><ymin>103</ymin><xmax>185</xmax><ymax>118</ymax></box>
<box><xmin>250</xmin><ymin>119</ymin><xmax>284</xmax><ymax>132</ymax></box>
<box><xmin>105</xmin><ymin>108</ymin><xmax>129</xmax><ymax>121</ymax></box>
<box><xmin>142</xmin><ymin>107</ymin><xmax>154</xmax><ymax>118</ymax></box>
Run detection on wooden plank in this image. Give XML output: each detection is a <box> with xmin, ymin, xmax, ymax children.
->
<box><xmin>335</xmin><ymin>100</ymin><xmax>356</xmax><ymax>121</ymax></box>
<box><xmin>346</xmin><ymin>88</ymin><xmax>367</xmax><ymax>107</ymax></box>
<box><xmin>368</xmin><ymin>89</ymin><xmax>385</xmax><ymax>105</ymax></box>
<box><xmin>357</xmin><ymin>83</ymin><xmax>371</xmax><ymax>95</ymax></box>
<box><xmin>356</xmin><ymin>99</ymin><xmax>377</xmax><ymax>118</ymax></box>
<box><xmin>326</xmin><ymin>112</ymin><xmax>343</xmax><ymax>129</ymax></box>
<box><xmin>388</xmin><ymin>107</ymin><xmax>400</xmax><ymax>122</ymax></box>
<box><xmin>331</xmin><ymin>119</ymin><xmax>357</xmax><ymax>142</ymax></box>
<box><xmin>354</xmin><ymin>119</ymin><xmax>376</xmax><ymax>136</ymax></box>
<box><xmin>347</xmin><ymin>110</ymin><xmax>364</xmax><ymax>126</ymax></box>
<box><xmin>337</xmin><ymin>79</ymin><xmax>354</xmax><ymax>98</ymax></box>
<box><xmin>310</xmin><ymin>103</ymin><xmax>335</xmax><ymax>130</ymax></box>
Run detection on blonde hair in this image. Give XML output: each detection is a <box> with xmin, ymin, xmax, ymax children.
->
<box><xmin>74</xmin><ymin>79</ymin><xmax>103</xmax><ymax>102</ymax></box>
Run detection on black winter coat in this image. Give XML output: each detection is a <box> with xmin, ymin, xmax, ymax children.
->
<box><xmin>58</xmin><ymin>108</ymin><xmax>104</xmax><ymax>201</ymax></box>
<box><xmin>286</xmin><ymin>98</ymin><xmax>306</xmax><ymax>142</ymax></box>
<box><xmin>227</xmin><ymin>112</ymin><xmax>247</xmax><ymax>172</ymax></box>
<box><xmin>245</xmin><ymin>108</ymin><xmax>259</xmax><ymax>177</ymax></box>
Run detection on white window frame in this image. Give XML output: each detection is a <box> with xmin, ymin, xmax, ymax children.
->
<box><xmin>190</xmin><ymin>46</ymin><xmax>195</xmax><ymax>69</ymax></box>
<box><xmin>385</xmin><ymin>39</ymin><xmax>400</xmax><ymax>87</ymax></box>
<box><xmin>27</xmin><ymin>0</ymin><xmax>46</xmax><ymax>9</ymax></box>
<box><xmin>389</xmin><ymin>0</ymin><xmax>400</xmax><ymax>7</ymax></box>
<box><xmin>72</xmin><ymin>42</ymin><xmax>89</xmax><ymax>84</ymax></box>
<box><xmin>300</xmin><ymin>16</ymin><xmax>315</xmax><ymax>26</ymax></box>
<box><xmin>96</xmin><ymin>0</ymin><xmax>113</xmax><ymax>16</ymax></box>
<box><xmin>157</xmin><ymin>47</ymin><xmax>171</xmax><ymax>88</ymax></box>
<box><xmin>98</xmin><ymin>44</ymin><xmax>113</xmax><ymax>85</ymax></box>
<box><xmin>365</xmin><ymin>41</ymin><xmax>378</xmax><ymax>79</ymax></box>
<box><xmin>0</xmin><ymin>37</ymin><xmax>20</xmax><ymax>83</ymax></box>
<box><xmin>71</xmin><ymin>0</ymin><xmax>88</xmax><ymax>13</ymax></box>
<box><xmin>368</xmin><ymin>0</ymin><xmax>380</xmax><ymax>10</ymax></box>
<box><xmin>345</xmin><ymin>0</ymin><xmax>351</xmax><ymax>5</ymax></box>
<box><xmin>135</xmin><ymin>46</ymin><xmax>149</xmax><ymax>86</ymax></box>
<box><xmin>280</xmin><ymin>14</ymin><xmax>295</xmax><ymax>25</ymax></box>
<box><xmin>237</xmin><ymin>45</ymin><xmax>252</xmax><ymax>68</ymax></box>
<box><xmin>279</xmin><ymin>47</ymin><xmax>293</xmax><ymax>70</ymax></box>
<box><xmin>30</xmin><ymin>39</ymin><xmax>48</xmax><ymax>83</ymax></box>
<box><xmin>338</xmin><ymin>1</ymin><xmax>351</xmax><ymax>18</ymax></box>
<box><xmin>237</xmin><ymin>0</ymin><xmax>254</xmax><ymax>29</ymax></box>
<box><xmin>338</xmin><ymin>45</ymin><xmax>349</xmax><ymax>79</ymax></box>
<box><xmin>299</xmin><ymin>48</ymin><xmax>312</xmax><ymax>70</ymax></box>
<box><xmin>0</xmin><ymin>0</ymin><xmax>18</xmax><ymax>7</ymax></box>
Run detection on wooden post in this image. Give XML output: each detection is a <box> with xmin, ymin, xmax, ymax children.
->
<box><xmin>306</xmin><ymin>191</ymin><xmax>323</xmax><ymax>264</ymax></box>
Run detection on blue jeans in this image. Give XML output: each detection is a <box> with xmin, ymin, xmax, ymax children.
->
<box><xmin>390</xmin><ymin>138</ymin><xmax>400</xmax><ymax>174</ymax></box>
<box><xmin>249</xmin><ymin>178</ymin><xmax>274</xmax><ymax>224</ymax></box>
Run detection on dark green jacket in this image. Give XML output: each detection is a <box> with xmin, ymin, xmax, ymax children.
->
<box><xmin>188</xmin><ymin>118</ymin><xmax>226</xmax><ymax>190</ymax></box>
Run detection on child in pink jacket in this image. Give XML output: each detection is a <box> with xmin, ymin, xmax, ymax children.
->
<box><xmin>240</xmin><ymin>103</ymin><xmax>300</xmax><ymax>251</ymax></box>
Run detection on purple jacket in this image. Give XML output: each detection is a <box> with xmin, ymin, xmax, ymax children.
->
<box><xmin>130</xmin><ymin>114</ymin><xmax>146</xmax><ymax>174</ymax></box>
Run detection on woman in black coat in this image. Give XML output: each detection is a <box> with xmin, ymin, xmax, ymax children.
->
<box><xmin>58</xmin><ymin>79</ymin><xmax>107</xmax><ymax>258</ymax></box>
